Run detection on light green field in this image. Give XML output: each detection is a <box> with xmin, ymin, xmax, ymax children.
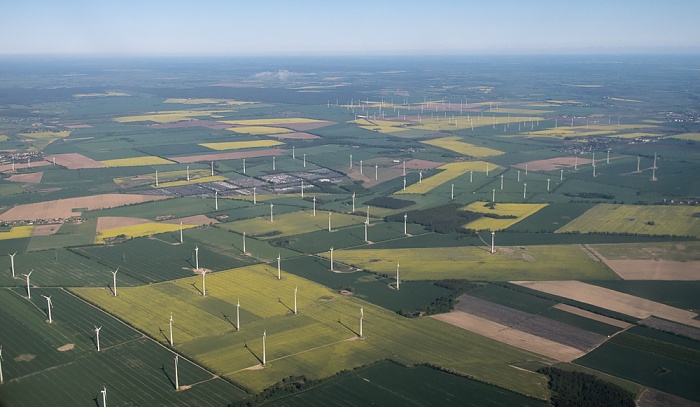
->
<box><xmin>671</xmin><ymin>132</ymin><xmax>700</xmax><ymax>141</ymax></box>
<box><xmin>396</xmin><ymin>161</ymin><xmax>498</xmax><ymax>195</ymax></box>
<box><xmin>226</xmin><ymin>127</ymin><xmax>293</xmax><ymax>135</ymax></box>
<box><xmin>588</xmin><ymin>241</ymin><xmax>700</xmax><ymax>261</ymax></box>
<box><xmin>330</xmin><ymin>245</ymin><xmax>616</xmax><ymax>281</ymax></box>
<box><xmin>164</xmin><ymin>98</ymin><xmax>253</xmax><ymax>105</ymax></box>
<box><xmin>557</xmin><ymin>204</ymin><xmax>700</xmax><ymax>238</ymax></box>
<box><xmin>201</xmin><ymin>140</ymin><xmax>284</xmax><ymax>150</ymax></box>
<box><xmin>221</xmin><ymin>118</ymin><xmax>326</xmax><ymax>125</ymax></box>
<box><xmin>421</xmin><ymin>136</ymin><xmax>504</xmax><ymax>157</ymax></box>
<box><xmin>74</xmin><ymin>265</ymin><xmax>552</xmax><ymax>398</ymax></box>
<box><xmin>221</xmin><ymin>211</ymin><xmax>367</xmax><ymax>239</ymax></box>
<box><xmin>101</xmin><ymin>156</ymin><xmax>175</xmax><ymax>167</ymax></box>
<box><xmin>463</xmin><ymin>202</ymin><xmax>548</xmax><ymax>231</ymax></box>
<box><xmin>114</xmin><ymin>110</ymin><xmax>232</xmax><ymax>123</ymax></box>
<box><xmin>155</xmin><ymin>175</ymin><xmax>227</xmax><ymax>188</ymax></box>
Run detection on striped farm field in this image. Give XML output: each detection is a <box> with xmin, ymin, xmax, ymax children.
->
<box><xmin>556</xmin><ymin>204</ymin><xmax>700</xmax><ymax>238</ymax></box>
<box><xmin>671</xmin><ymin>133</ymin><xmax>700</xmax><ymax>141</ymax></box>
<box><xmin>200</xmin><ymin>140</ymin><xmax>284</xmax><ymax>150</ymax></box>
<box><xmin>396</xmin><ymin>161</ymin><xmax>498</xmax><ymax>195</ymax></box>
<box><xmin>73</xmin><ymin>265</ymin><xmax>553</xmax><ymax>398</ymax></box>
<box><xmin>94</xmin><ymin>222</ymin><xmax>197</xmax><ymax>243</ymax></box>
<box><xmin>114</xmin><ymin>110</ymin><xmax>232</xmax><ymax>123</ymax></box>
<box><xmin>101</xmin><ymin>156</ymin><xmax>175</xmax><ymax>167</ymax></box>
<box><xmin>413</xmin><ymin>115</ymin><xmax>544</xmax><ymax>132</ymax></box>
<box><xmin>221</xmin><ymin>118</ymin><xmax>326</xmax><ymax>125</ymax></box>
<box><xmin>463</xmin><ymin>202</ymin><xmax>548</xmax><ymax>231</ymax></box>
<box><xmin>155</xmin><ymin>175</ymin><xmax>227</xmax><ymax>188</ymax></box>
<box><xmin>226</xmin><ymin>126</ymin><xmax>293</xmax><ymax>135</ymax></box>
<box><xmin>0</xmin><ymin>225</ymin><xmax>34</xmax><ymax>240</ymax></box>
<box><xmin>221</xmin><ymin>211</ymin><xmax>367</xmax><ymax>239</ymax></box>
<box><xmin>19</xmin><ymin>130</ymin><xmax>71</xmax><ymax>140</ymax></box>
<box><xmin>331</xmin><ymin>245</ymin><xmax>616</xmax><ymax>281</ymax></box>
<box><xmin>422</xmin><ymin>136</ymin><xmax>504</xmax><ymax>157</ymax></box>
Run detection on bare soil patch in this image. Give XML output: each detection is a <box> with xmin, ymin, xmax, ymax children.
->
<box><xmin>0</xmin><ymin>194</ymin><xmax>170</xmax><ymax>222</ymax></box>
<box><xmin>640</xmin><ymin>316</ymin><xmax>700</xmax><ymax>341</ymax></box>
<box><xmin>96</xmin><ymin>216</ymin><xmax>151</xmax><ymax>232</ymax></box>
<box><xmin>7</xmin><ymin>172</ymin><xmax>43</xmax><ymax>183</ymax></box>
<box><xmin>267</xmin><ymin>132</ymin><xmax>320</xmax><ymax>140</ymax></box>
<box><xmin>163</xmin><ymin>214</ymin><xmax>218</xmax><ymax>226</ymax></box>
<box><xmin>32</xmin><ymin>224</ymin><xmax>62</xmax><ymax>236</ymax></box>
<box><xmin>0</xmin><ymin>161</ymin><xmax>50</xmax><ymax>173</ymax></box>
<box><xmin>553</xmin><ymin>304</ymin><xmax>633</xmax><ymax>329</ymax></box>
<box><xmin>512</xmin><ymin>156</ymin><xmax>592</xmax><ymax>171</ymax></box>
<box><xmin>15</xmin><ymin>354</ymin><xmax>36</xmax><ymax>362</ymax></box>
<box><xmin>57</xmin><ymin>343</ymin><xmax>75</xmax><ymax>352</ymax></box>
<box><xmin>46</xmin><ymin>153</ymin><xmax>107</xmax><ymax>169</ymax></box>
<box><xmin>605</xmin><ymin>259</ymin><xmax>700</xmax><ymax>280</ymax></box>
<box><xmin>637</xmin><ymin>388</ymin><xmax>700</xmax><ymax>407</ymax></box>
<box><xmin>513</xmin><ymin>281</ymin><xmax>700</xmax><ymax>328</ymax></box>
<box><xmin>244</xmin><ymin>364</ymin><xmax>264</xmax><ymax>371</ymax></box>
<box><xmin>432</xmin><ymin>311</ymin><xmax>584</xmax><ymax>362</ymax></box>
<box><xmin>169</xmin><ymin>149</ymin><xmax>285</xmax><ymax>164</ymax></box>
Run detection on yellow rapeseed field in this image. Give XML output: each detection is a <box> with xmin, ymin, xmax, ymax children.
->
<box><xmin>201</xmin><ymin>140</ymin><xmax>284</xmax><ymax>150</ymax></box>
<box><xmin>221</xmin><ymin>118</ymin><xmax>326</xmax><ymax>125</ymax></box>
<box><xmin>421</xmin><ymin>136</ymin><xmax>504</xmax><ymax>157</ymax></box>
<box><xmin>396</xmin><ymin>161</ymin><xmax>499</xmax><ymax>195</ymax></box>
<box><xmin>0</xmin><ymin>226</ymin><xmax>34</xmax><ymax>240</ymax></box>
<box><xmin>94</xmin><ymin>222</ymin><xmax>195</xmax><ymax>243</ymax></box>
<box><xmin>101</xmin><ymin>156</ymin><xmax>175</xmax><ymax>167</ymax></box>
<box><xmin>114</xmin><ymin>110</ymin><xmax>232</xmax><ymax>123</ymax></box>
<box><xmin>462</xmin><ymin>202</ymin><xmax>548</xmax><ymax>231</ymax></box>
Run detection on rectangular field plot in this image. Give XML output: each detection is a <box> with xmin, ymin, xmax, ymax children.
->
<box><xmin>421</xmin><ymin>136</ymin><xmax>505</xmax><ymax>157</ymax></box>
<box><xmin>463</xmin><ymin>202</ymin><xmax>548</xmax><ymax>231</ymax></box>
<box><xmin>556</xmin><ymin>204</ymin><xmax>700</xmax><ymax>238</ymax></box>
<box><xmin>263</xmin><ymin>361</ymin><xmax>549</xmax><ymax>407</ymax></box>
<box><xmin>221</xmin><ymin>211</ymin><xmax>367</xmax><ymax>239</ymax></box>
<box><xmin>330</xmin><ymin>245</ymin><xmax>616</xmax><ymax>281</ymax></box>
<box><xmin>396</xmin><ymin>161</ymin><xmax>498</xmax><ymax>195</ymax></box>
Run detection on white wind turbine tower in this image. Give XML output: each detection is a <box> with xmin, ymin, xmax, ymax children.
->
<box><xmin>523</xmin><ymin>183</ymin><xmax>527</xmax><ymax>199</ymax></box>
<box><xmin>366</xmin><ymin>206</ymin><xmax>370</xmax><ymax>226</ymax></box>
<box><xmin>312</xmin><ymin>196</ymin><xmax>316</xmax><ymax>216</ymax></box>
<box><xmin>403</xmin><ymin>177</ymin><xmax>406</xmax><ymax>191</ymax></box>
<box><xmin>42</xmin><ymin>295</ymin><xmax>53</xmax><ymax>323</ymax></box>
<box><xmin>211</xmin><ymin>161</ymin><xmax>214</xmax><ymax>176</ymax></box>
<box><xmin>359</xmin><ymin>307</ymin><xmax>364</xmax><ymax>338</ymax></box>
<box><xmin>236</xmin><ymin>299</ymin><xmax>241</xmax><ymax>331</ymax></box>
<box><xmin>215</xmin><ymin>191</ymin><xmax>218</xmax><ymax>211</ymax></box>
<box><xmin>525</xmin><ymin>164</ymin><xmax>528</xmax><ymax>176</ymax></box>
<box><xmin>243</xmin><ymin>158</ymin><xmax>246</xmax><ymax>174</ymax></box>
<box><xmin>404</xmin><ymin>213</ymin><xmax>408</xmax><ymax>236</ymax></box>
<box><xmin>110</xmin><ymin>268</ymin><xmax>119</xmax><ymax>297</ymax></box>
<box><xmin>101</xmin><ymin>386</ymin><xmax>106</xmax><ymax>407</ymax></box>
<box><xmin>94</xmin><ymin>326</ymin><xmax>102</xmax><ymax>352</ymax></box>
<box><xmin>270</xmin><ymin>203</ymin><xmax>274</xmax><ymax>223</ymax></box>
<box><xmin>201</xmin><ymin>270</ymin><xmax>208</xmax><ymax>296</ymax></box>
<box><xmin>155</xmin><ymin>170</ymin><xmax>159</xmax><ymax>187</ymax></box>
<box><xmin>194</xmin><ymin>245</ymin><xmax>199</xmax><ymax>271</ymax></box>
<box><xmin>294</xmin><ymin>286</ymin><xmax>298</xmax><ymax>314</ymax></box>
<box><xmin>500</xmin><ymin>174</ymin><xmax>504</xmax><ymax>190</ymax></box>
<box><xmin>272</xmin><ymin>156</ymin><xmax>276</xmax><ymax>171</ymax></box>
<box><xmin>402</xmin><ymin>161</ymin><xmax>406</xmax><ymax>176</ymax></box>
<box><xmin>242</xmin><ymin>232</ymin><xmax>246</xmax><ymax>253</ymax></box>
<box><xmin>451</xmin><ymin>184</ymin><xmax>454</xmax><ymax>200</ymax></box>
<box><xmin>303</xmin><ymin>154</ymin><xmax>306</xmax><ymax>168</ymax></box>
<box><xmin>517</xmin><ymin>170</ymin><xmax>520</xmax><ymax>182</ymax></box>
<box><xmin>360</xmin><ymin>160</ymin><xmax>363</xmax><ymax>175</ymax></box>
<box><xmin>470</xmin><ymin>171</ymin><xmax>473</xmax><ymax>183</ymax></box>
<box><xmin>253</xmin><ymin>187</ymin><xmax>257</xmax><ymax>204</ymax></box>
<box><xmin>352</xmin><ymin>192</ymin><xmax>356</xmax><ymax>212</ymax></box>
<box><xmin>364</xmin><ymin>221</ymin><xmax>368</xmax><ymax>243</ymax></box>
<box><xmin>491</xmin><ymin>231</ymin><xmax>495</xmax><ymax>254</ymax></box>
<box><xmin>607</xmin><ymin>149</ymin><xmax>611</xmax><ymax>164</ymax></box>
<box><xmin>396</xmin><ymin>263</ymin><xmax>400</xmax><ymax>290</ymax></box>
<box><xmin>169</xmin><ymin>313</ymin><xmax>174</xmax><ymax>346</ymax></box>
<box><xmin>186</xmin><ymin>165</ymin><xmax>190</xmax><ymax>181</ymax></box>
<box><xmin>492</xmin><ymin>189</ymin><xmax>496</xmax><ymax>203</ymax></box>
<box><xmin>23</xmin><ymin>270</ymin><xmax>33</xmax><ymax>299</ymax></box>
<box><xmin>179</xmin><ymin>222</ymin><xmax>183</xmax><ymax>244</ymax></box>
<box><xmin>329</xmin><ymin>247</ymin><xmax>334</xmax><ymax>271</ymax></box>
<box><xmin>419</xmin><ymin>171</ymin><xmax>422</xmax><ymax>184</ymax></box>
<box><xmin>8</xmin><ymin>252</ymin><xmax>16</xmax><ymax>278</ymax></box>
<box><xmin>560</xmin><ymin>169</ymin><xmax>563</xmax><ymax>181</ymax></box>
<box><xmin>262</xmin><ymin>330</ymin><xmax>267</xmax><ymax>366</ymax></box>
<box><xmin>375</xmin><ymin>164</ymin><xmax>378</xmax><ymax>181</ymax></box>
<box><xmin>0</xmin><ymin>345</ymin><xmax>4</xmax><ymax>385</ymax></box>
<box><xmin>636</xmin><ymin>156</ymin><xmax>641</xmax><ymax>173</ymax></box>
<box><xmin>328</xmin><ymin>212</ymin><xmax>332</xmax><ymax>232</ymax></box>
<box><xmin>547</xmin><ymin>179</ymin><xmax>551</xmax><ymax>191</ymax></box>
<box><xmin>349</xmin><ymin>154</ymin><xmax>352</xmax><ymax>168</ymax></box>
<box><xmin>486</xmin><ymin>163</ymin><xmax>489</xmax><ymax>176</ymax></box>
<box><xmin>292</xmin><ymin>146</ymin><xmax>295</xmax><ymax>160</ymax></box>
<box><xmin>300</xmin><ymin>180</ymin><xmax>304</xmax><ymax>198</ymax></box>
<box><xmin>174</xmin><ymin>355</ymin><xmax>179</xmax><ymax>390</ymax></box>
<box><xmin>277</xmin><ymin>254</ymin><xmax>281</xmax><ymax>280</ymax></box>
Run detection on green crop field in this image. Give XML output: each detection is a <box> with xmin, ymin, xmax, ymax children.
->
<box><xmin>221</xmin><ymin>211</ymin><xmax>367</xmax><ymax>239</ymax></box>
<box><xmin>588</xmin><ymin>241</ymin><xmax>700</xmax><ymax>261</ymax></box>
<box><xmin>557</xmin><ymin>204</ymin><xmax>700</xmax><ymax>237</ymax></box>
<box><xmin>329</xmin><ymin>245</ymin><xmax>617</xmax><ymax>281</ymax></box>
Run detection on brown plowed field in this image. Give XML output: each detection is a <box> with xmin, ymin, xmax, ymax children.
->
<box><xmin>512</xmin><ymin>156</ymin><xmax>592</xmax><ymax>171</ymax></box>
<box><xmin>45</xmin><ymin>153</ymin><xmax>107</xmax><ymax>169</ymax></box>
<box><xmin>7</xmin><ymin>172</ymin><xmax>43</xmax><ymax>183</ymax></box>
<box><xmin>96</xmin><ymin>217</ymin><xmax>151</xmax><ymax>232</ymax></box>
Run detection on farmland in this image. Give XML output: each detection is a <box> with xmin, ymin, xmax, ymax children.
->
<box><xmin>1</xmin><ymin>54</ymin><xmax>699</xmax><ymax>406</ymax></box>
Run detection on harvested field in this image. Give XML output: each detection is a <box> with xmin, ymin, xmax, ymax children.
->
<box><xmin>45</xmin><ymin>153</ymin><xmax>107</xmax><ymax>169</ymax></box>
<box><xmin>168</xmin><ymin>148</ymin><xmax>285</xmax><ymax>164</ymax></box>
<box><xmin>454</xmin><ymin>294</ymin><xmax>606</xmax><ymax>351</ymax></box>
<box><xmin>7</xmin><ymin>172</ymin><xmax>43</xmax><ymax>183</ymax></box>
<box><xmin>63</xmin><ymin>124</ymin><xmax>92</xmax><ymax>129</ymax></box>
<box><xmin>553</xmin><ymin>304</ymin><xmax>633</xmax><ymax>329</ymax></box>
<box><xmin>149</xmin><ymin>120</ymin><xmax>230</xmax><ymax>130</ymax></box>
<box><xmin>512</xmin><ymin>156</ymin><xmax>592</xmax><ymax>171</ymax></box>
<box><xmin>32</xmin><ymin>224</ymin><xmax>61</xmax><ymax>236</ymax></box>
<box><xmin>605</xmin><ymin>259</ymin><xmax>700</xmax><ymax>280</ymax></box>
<box><xmin>96</xmin><ymin>217</ymin><xmax>150</xmax><ymax>232</ymax></box>
<box><xmin>637</xmin><ymin>388</ymin><xmax>700</xmax><ymax>407</ymax></box>
<box><xmin>640</xmin><ymin>316</ymin><xmax>700</xmax><ymax>341</ymax></box>
<box><xmin>432</xmin><ymin>311</ymin><xmax>583</xmax><ymax>362</ymax></box>
<box><xmin>0</xmin><ymin>161</ymin><xmax>50</xmax><ymax>172</ymax></box>
<box><xmin>391</xmin><ymin>159</ymin><xmax>444</xmax><ymax>170</ymax></box>
<box><xmin>0</xmin><ymin>194</ymin><xmax>170</xmax><ymax>221</ymax></box>
<box><xmin>267</xmin><ymin>132</ymin><xmax>320</xmax><ymax>140</ymax></box>
<box><xmin>514</xmin><ymin>281</ymin><xmax>700</xmax><ymax>328</ymax></box>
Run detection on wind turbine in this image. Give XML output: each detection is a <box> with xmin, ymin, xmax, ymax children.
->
<box><xmin>236</xmin><ymin>299</ymin><xmax>241</xmax><ymax>331</ymax></box>
<box><xmin>364</xmin><ymin>221</ymin><xmax>368</xmax><ymax>243</ymax></box>
<box><xmin>270</xmin><ymin>203</ymin><xmax>274</xmax><ymax>223</ymax></box>
<box><xmin>169</xmin><ymin>313</ymin><xmax>174</xmax><ymax>346</ymax></box>
<box><xmin>375</xmin><ymin>164</ymin><xmax>378</xmax><ymax>180</ymax></box>
<box><xmin>292</xmin><ymin>146</ymin><xmax>295</xmax><ymax>160</ymax></box>
<box><xmin>174</xmin><ymin>355</ymin><xmax>179</xmax><ymax>390</ymax></box>
<box><xmin>294</xmin><ymin>286</ymin><xmax>298</xmax><ymax>315</ymax></box>
<box><xmin>636</xmin><ymin>156</ymin><xmax>641</xmax><ymax>173</ymax></box>
<box><xmin>8</xmin><ymin>252</ymin><xmax>16</xmax><ymax>278</ymax></box>
<box><xmin>517</xmin><ymin>170</ymin><xmax>520</xmax><ymax>182</ymax></box>
<box><xmin>262</xmin><ymin>330</ymin><xmax>267</xmax><ymax>366</ymax></box>
<box><xmin>242</xmin><ymin>232</ymin><xmax>246</xmax><ymax>253</ymax></box>
<box><xmin>42</xmin><ymin>295</ymin><xmax>53</xmax><ymax>323</ymax></box>
<box><xmin>329</xmin><ymin>247</ymin><xmax>334</xmax><ymax>271</ymax></box>
<box><xmin>101</xmin><ymin>386</ymin><xmax>106</xmax><ymax>407</ymax></box>
<box><xmin>0</xmin><ymin>345</ymin><xmax>4</xmax><ymax>384</ymax></box>
<box><xmin>349</xmin><ymin>154</ymin><xmax>352</xmax><ymax>168</ymax></box>
<box><xmin>404</xmin><ymin>213</ymin><xmax>408</xmax><ymax>236</ymax></box>
<box><xmin>303</xmin><ymin>154</ymin><xmax>306</xmax><ymax>168</ymax></box>
<box><xmin>179</xmin><ymin>222</ymin><xmax>183</xmax><ymax>244</ymax></box>
<box><xmin>396</xmin><ymin>263</ymin><xmax>400</xmax><ymax>290</ymax></box>
<box><xmin>486</xmin><ymin>163</ymin><xmax>489</xmax><ymax>176</ymax></box>
<box><xmin>547</xmin><ymin>178</ymin><xmax>551</xmax><ymax>191</ymax></box>
<box><xmin>272</xmin><ymin>156</ymin><xmax>276</xmax><ymax>171</ymax></box>
<box><xmin>451</xmin><ymin>184</ymin><xmax>454</xmax><ymax>200</ymax></box>
<box><xmin>352</xmin><ymin>192</ymin><xmax>356</xmax><ymax>212</ymax></box>
<box><xmin>211</xmin><ymin>161</ymin><xmax>214</xmax><ymax>176</ymax></box>
<box><xmin>492</xmin><ymin>189</ymin><xmax>496</xmax><ymax>203</ymax></box>
<box><xmin>253</xmin><ymin>187</ymin><xmax>257</xmax><ymax>204</ymax></box>
<box><xmin>500</xmin><ymin>174</ymin><xmax>504</xmax><ymax>190</ymax></box>
<box><xmin>186</xmin><ymin>165</ymin><xmax>190</xmax><ymax>181</ymax></box>
<box><xmin>366</xmin><ymin>206</ymin><xmax>370</xmax><ymax>226</ymax></box>
<box><xmin>523</xmin><ymin>183</ymin><xmax>527</xmax><ymax>199</ymax></box>
<box><xmin>277</xmin><ymin>254</ymin><xmax>281</xmax><ymax>280</ymax></box>
<box><xmin>243</xmin><ymin>158</ymin><xmax>246</xmax><ymax>174</ymax></box>
<box><xmin>23</xmin><ymin>270</ymin><xmax>32</xmax><ymax>299</ymax></box>
<box><xmin>300</xmin><ymin>180</ymin><xmax>304</xmax><ymax>198</ymax></box>
<box><xmin>111</xmin><ymin>268</ymin><xmax>119</xmax><ymax>297</ymax></box>
<box><xmin>313</xmin><ymin>196</ymin><xmax>316</xmax><ymax>216</ymax></box>
<box><xmin>402</xmin><ymin>161</ymin><xmax>406</xmax><ymax>176</ymax></box>
<box><xmin>359</xmin><ymin>307</ymin><xmax>364</xmax><ymax>338</ymax></box>
<box><xmin>470</xmin><ymin>171</ymin><xmax>473</xmax><ymax>183</ymax></box>
<box><xmin>95</xmin><ymin>326</ymin><xmax>102</xmax><ymax>351</ymax></box>
<box><xmin>328</xmin><ymin>212</ymin><xmax>332</xmax><ymax>232</ymax></box>
<box><xmin>403</xmin><ymin>177</ymin><xmax>406</xmax><ymax>191</ymax></box>
<box><xmin>560</xmin><ymin>169</ymin><xmax>563</xmax><ymax>181</ymax></box>
<box><xmin>419</xmin><ymin>171</ymin><xmax>422</xmax><ymax>184</ymax></box>
<box><xmin>215</xmin><ymin>191</ymin><xmax>218</xmax><ymax>211</ymax></box>
<box><xmin>491</xmin><ymin>231</ymin><xmax>495</xmax><ymax>254</ymax></box>
<box><xmin>360</xmin><ymin>160</ymin><xmax>363</xmax><ymax>174</ymax></box>
<box><xmin>194</xmin><ymin>245</ymin><xmax>199</xmax><ymax>271</ymax></box>
<box><xmin>155</xmin><ymin>170</ymin><xmax>159</xmax><ymax>187</ymax></box>
<box><xmin>201</xmin><ymin>270</ymin><xmax>207</xmax><ymax>296</ymax></box>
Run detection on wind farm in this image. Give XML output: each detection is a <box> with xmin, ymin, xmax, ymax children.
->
<box><xmin>0</xmin><ymin>54</ymin><xmax>699</xmax><ymax>407</ymax></box>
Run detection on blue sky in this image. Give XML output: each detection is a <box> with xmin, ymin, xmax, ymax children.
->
<box><xmin>1</xmin><ymin>0</ymin><xmax>698</xmax><ymax>55</ymax></box>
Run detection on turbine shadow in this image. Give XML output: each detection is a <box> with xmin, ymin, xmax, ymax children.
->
<box><xmin>278</xmin><ymin>297</ymin><xmax>294</xmax><ymax>314</ymax></box>
<box><xmin>93</xmin><ymin>397</ymin><xmax>100</xmax><ymax>407</ymax></box>
<box><xmin>191</xmin><ymin>283</ymin><xmax>203</xmax><ymax>296</ymax></box>
<box><xmin>244</xmin><ymin>341</ymin><xmax>263</xmax><ymax>364</ymax></box>
<box><xmin>161</xmin><ymin>363</ymin><xmax>176</xmax><ymax>389</ymax></box>
<box><xmin>220</xmin><ymin>311</ymin><xmax>236</xmax><ymax>328</ymax></box>
<box><xmin>107</xmin><ymin>283</ymin><xmax>116</xmax><ymax>297</ymax></box>
<box><xmin>157</xmin><ymin>326</ymin><xmax>169</xmax><ymax>343</ymax></box>
<box><xmin>338</xmin><ymin>319</ymin><xmax>358</xmax><ymax>336</ymax></box>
